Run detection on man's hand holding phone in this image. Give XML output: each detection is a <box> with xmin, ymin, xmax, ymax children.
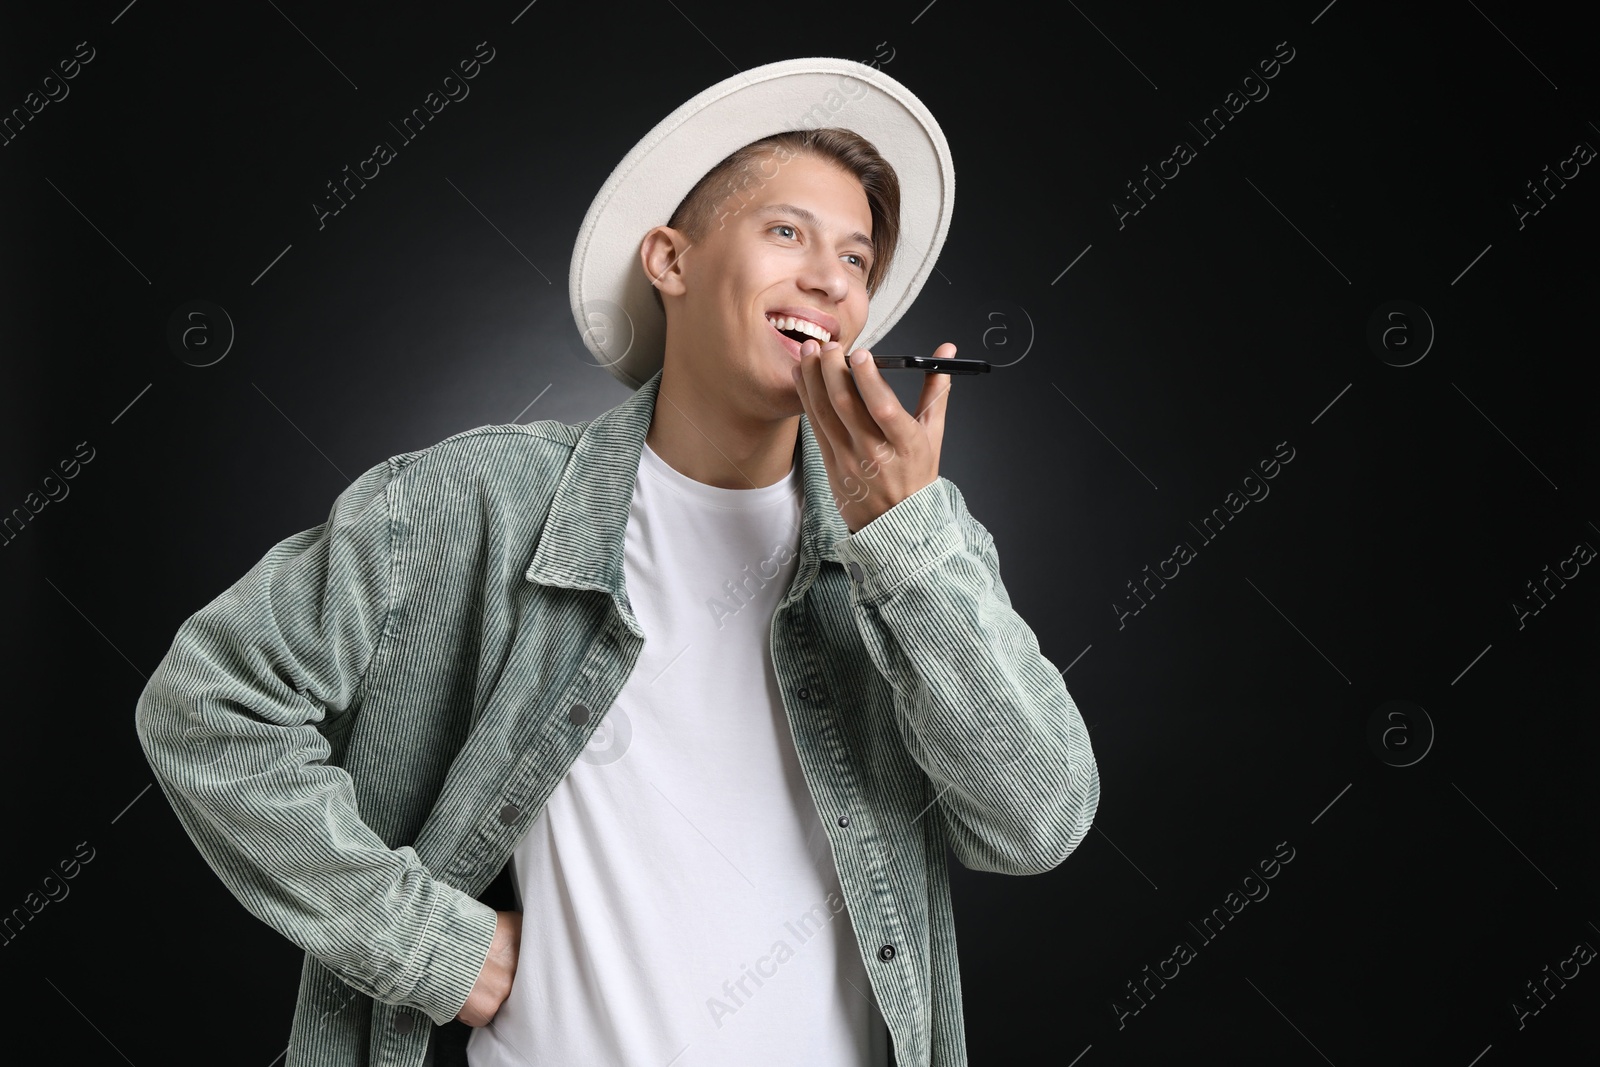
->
<box><xmin>457</xmin><ymin>909</ymin><xmax>522</xmax><ymax>1027</ymax></box>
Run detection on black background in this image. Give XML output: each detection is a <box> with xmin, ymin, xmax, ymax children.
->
<box><xmin>2</xmin><ymin>1</ymin><xmax>1595</xmax><ymax>1063</ymax></box>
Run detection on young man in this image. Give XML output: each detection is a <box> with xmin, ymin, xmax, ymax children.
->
<box><xmin>135</xmin><ymin>58</ymin><xmax>1098</xmax><ymax>1067</ymax></box>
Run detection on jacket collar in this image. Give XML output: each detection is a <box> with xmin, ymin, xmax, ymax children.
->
<box><xmin>525</xmin><ymin>367</ymin><xmax>849</xmax><ymax>638</ymax></box>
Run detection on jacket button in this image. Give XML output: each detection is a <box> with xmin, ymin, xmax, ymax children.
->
<box><xmin>568</xmin><ymin>703</ymin><xmax>591</xmax><ymax>725</ymax></box>
<box><xmin>878</xmin><ymin>944</ymin><xmax>896</xmax><ymax>962</ymax></box>
<box><xmin>837</xmin><ymin>815</ymin><xmax>850</xmax><ymax>828</ymax></box>
<box><xmin>499</xmin><ymin>803</ymin><xmax>521</xmax><ymax>825</ymax></box>
<box><xmin>848</xmin><ymin>561</ymin><xmax>864</xmax><ymax>583</ymax></box>
<box><xmin>797</xmin><ymin>687</ymin><xmax>810</xmax><ymax>700</ymax></box>
<box><xmin>393</xmin><ymin>1010</ymin><xmax>414</xmax><ymax>1033</ymax></box>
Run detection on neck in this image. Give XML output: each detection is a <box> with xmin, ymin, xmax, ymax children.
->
<box><xmin>644</xmin><ymin>357</ymin><xmax>800</xmax><ymax>490</ymax></box>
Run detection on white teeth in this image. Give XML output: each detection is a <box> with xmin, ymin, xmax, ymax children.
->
<box><xmin>766</xmin><ymin>314</ymin><xmax>830</xmax><ymax>343</ymax></box>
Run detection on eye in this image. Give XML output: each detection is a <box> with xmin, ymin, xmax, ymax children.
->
<box><xmin>770</xmin><ymin>224</ymin><xmax>798</xmax><ymax>240</ymax></box>
<box><xmin>844</xmin><ymin>253</ymin><xmax>868</xmax><ymax>271</ymax></box>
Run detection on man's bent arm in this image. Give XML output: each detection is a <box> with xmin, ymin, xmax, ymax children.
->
<box><xmin>833</xmin><ymin>476</ymin><xmax>1100</xmax><ymax>876</ymax></box>
<box><xmin>133</xmin><ymin>459</ymin><xmax>498</xmax><ymax>1026</ymax></box>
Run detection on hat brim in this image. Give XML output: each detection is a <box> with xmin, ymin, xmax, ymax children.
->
<box><xmin>569</xmin><ymin>56</ymin><xmax>954</xmax><ymax>389</ymax></box>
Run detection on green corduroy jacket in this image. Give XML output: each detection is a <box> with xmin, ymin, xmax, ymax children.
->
<box><xmin>134</xmin><ymin>366</ymin><xmax>1100</xmax><ymax>1066</ymax></box>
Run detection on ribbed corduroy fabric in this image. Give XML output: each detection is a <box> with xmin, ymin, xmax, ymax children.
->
<box><xmin>134</xmin><ymin>367</ymin><xmax>1099</xmax><ymax>1067</ymax></box>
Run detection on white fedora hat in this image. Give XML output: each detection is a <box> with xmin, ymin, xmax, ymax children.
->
<box><xmin>568</xmin><ymin>56</ymin><xmax>955</xmax><ymax>390</ymax></box>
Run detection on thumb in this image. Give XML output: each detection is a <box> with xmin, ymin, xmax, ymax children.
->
<box><xmin>918</xmin><ymin>371</ymin><xmax>951</xmax><ymax>468</ymax></box>
<box><xmin>917</xmin><ymin>370</ymin><xmax>951</xmax><ymax>427</ymax></box>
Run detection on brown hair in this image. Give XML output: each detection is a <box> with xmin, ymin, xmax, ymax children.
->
<box><xmin>649</xmin><ymin>127</ymin><xmax>901</xmax><ymax>312</ymax></box>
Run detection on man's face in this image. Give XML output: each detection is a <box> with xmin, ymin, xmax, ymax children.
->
<box><xmin>652</xmin><ymin>151</ymin><xmax>875</xmax><ymax>410</ymax></box>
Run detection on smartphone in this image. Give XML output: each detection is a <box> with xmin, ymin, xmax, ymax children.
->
<box><xmin>863</xmin><ymin>355</ymin><xmax>992</xmax><ymax>374</ymax></box>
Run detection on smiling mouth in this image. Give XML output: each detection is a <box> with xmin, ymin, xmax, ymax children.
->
<box><xmin>765</xmin><ymin>313</ymin><xmax>834</xmax><ymax>349</ymax></box>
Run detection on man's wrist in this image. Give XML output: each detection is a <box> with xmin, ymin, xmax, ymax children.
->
<box><xmin>406</xmin><ymin>886</ymin><xmax>501</xmax><ymax>1027</ymax></box>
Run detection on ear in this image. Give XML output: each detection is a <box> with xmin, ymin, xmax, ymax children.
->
<box><xmin>640</xmin><ymin>225</ymin><xmax>692</xmax><ymax>298</ymax></box>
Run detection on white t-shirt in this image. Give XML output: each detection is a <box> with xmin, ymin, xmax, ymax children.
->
<box><xmin>467</xmin><ymin>440</ymin><xmax>890</xmax><ymax>1067</ymax></box>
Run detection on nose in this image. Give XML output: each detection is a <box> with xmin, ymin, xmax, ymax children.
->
<box><xmin>796</xmin><ymin>245</ymin><xmax>851</xmax><ymax>304</ymax></box>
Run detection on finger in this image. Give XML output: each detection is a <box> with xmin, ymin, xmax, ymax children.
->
<box><xmin>911</xmin><ymin>342</ymin><xmax>958</xmax><ymax>426</ymax></box>
<box><xmin>793</xmin><ymin>345</ymin><xmax>842</xmax><ymax>478</ymax></box>
<box><xmin>916</xmin><ymin>343</ymin><xmax>957</xmax><ymax>468</ymax></box>
<box><xmin>829</xmin><ymin>343</ymin><xmax>896</xmax><ymax>450</ymax></box>
<box><xmin>799</xmin><ymin>339</ymin><xmax>854</xmax><ymax>460</ymax></box>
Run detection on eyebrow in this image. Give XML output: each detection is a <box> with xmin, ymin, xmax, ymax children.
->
<box><xmin>760</xmin><ymin>202</ymin><xmax>874</xmax><ymax>256</ymax></box>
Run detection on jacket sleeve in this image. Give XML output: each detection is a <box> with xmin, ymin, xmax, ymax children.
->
<box><xmin>832</xmin><ymin>476</ymin><xmax>1100</xmax><ymax>876</ymax></box>
<box><xmin>133</xmin><ymin>458</ymin><xmax>499</xmax><ymax>1027</ymax></box>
